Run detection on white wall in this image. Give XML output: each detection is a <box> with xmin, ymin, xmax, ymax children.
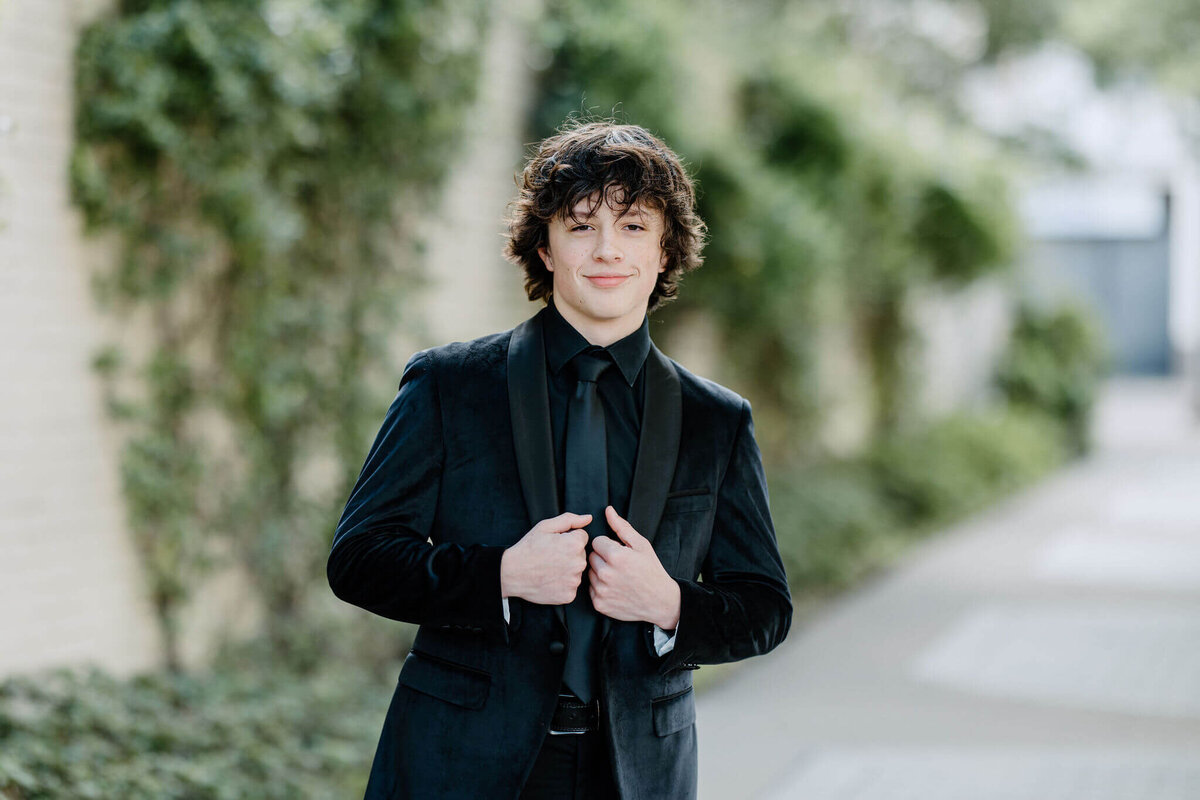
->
<box><xmin>0</xmin><ymin>0</ymin><xmax>547</xmax><ymax>678</ymax></box>
<box><xmin>419</xmin><ymin>0</ymin><xmax>544</xmax><ymax>345</ymax></box>
<box><xmin>910</xmin><ymin>277</ymin><xmax>1014</xmax><ymax>418</ymax></box>
<box><xmin>0</xmin><ymin>0</ymin><xmax>162</xmax><ymax>676</ymax></box>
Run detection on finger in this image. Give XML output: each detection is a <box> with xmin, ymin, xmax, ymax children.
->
<box><xmin>605</xmin><ymin>505</ymin><xmax>644</xmax><ymax>548</ymax></box>
<box><xmin>591</xmin><ymin>580</ymin><xmax>608</xmax><ymax>609</ymax></box>
<box><xmin>590</xmin><ymin>535</ymin><xmax>619</xmax><ymax>559</ymax></box>
<box><xmin>542</xmin><ymin>512</ymin><xmax>592</xmax><ymax>534</ymax></box>
<box><xmin>588</xmin><ymin>551</ymin><xmax>604</xmax><ymax>572</ymax></box>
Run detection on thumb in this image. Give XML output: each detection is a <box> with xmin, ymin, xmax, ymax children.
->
<box><xmin>605</xmin><ymin>505</ymin><xmax>645</xmax><ymax>549</ymax></box>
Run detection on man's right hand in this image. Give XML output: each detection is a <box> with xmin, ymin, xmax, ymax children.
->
<box><xmin>500</xmin><ymin>513</ymin><xmax>591</xmax><ymax>605</ymax></box>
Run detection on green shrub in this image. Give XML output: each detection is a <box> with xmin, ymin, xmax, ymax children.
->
<box><xmin>867</xmin><ymin>408</ymin><xmax>1067</xmax><ymax>528</ymax></box>
<box><xmin>771</xmin><ymin>407</ymin><xmax>1069</xmax><ymax>598</ymax></box>
<box><xmin>0</xmin><ymin>659</ymin><xmax>396</xmax><ymax>800</ymax></box>
<box><xmin>997</xmin><ymin>302</ymin><xmax>1109</xmax><ymax>454</ymax></box>
<box><xmin>770</xmin><ymin>462</ymin><xmax>899</xmax><ymax>593</ymax></box>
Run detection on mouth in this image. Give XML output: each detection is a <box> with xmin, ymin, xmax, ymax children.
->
<box><xmin>585</xmin><ymin>274</ymin><xmax>631</xmax><ymax>288</ymax></box>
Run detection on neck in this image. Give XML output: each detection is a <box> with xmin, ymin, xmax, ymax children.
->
<box><xmin>551</xmin><ymin>297</ymin><xmax>646</xmax><ymax>347</ymax></box>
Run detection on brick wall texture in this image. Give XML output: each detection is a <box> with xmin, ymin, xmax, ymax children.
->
<box><xmin>0</xmin><ymin>0</ymin><xmax>541</xmax><ymax>678</ymax></box>
<box><xmin>0</xmin><ymin>0</ymin><xmax>163</xmax><ymax>676</ymax></box>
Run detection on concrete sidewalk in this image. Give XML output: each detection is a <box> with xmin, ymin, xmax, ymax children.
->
<box><xmin>697</xmin><ymin>379</ymin><xmax>1200</xmax><ymax>799</ymax></box>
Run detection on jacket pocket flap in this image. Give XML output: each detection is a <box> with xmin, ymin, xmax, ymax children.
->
<box><xmin>399</xmin><ymin>650</ymin><xmax>490</xmax><ymax>710</ymax></box>
<box><xmin>652</xmin><ymin>686</ymin><xmax>695</xmax><ymax>737</ymax></box>
<box><xmin>663</xmin><ymin>490</ymin><xmax>713</xmax><ymax>515</ymax></box>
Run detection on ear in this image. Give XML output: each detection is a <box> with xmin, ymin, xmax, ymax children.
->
<box><xmin>538</xmin><ymin>245</ymin><xmax>554</xmax><ymax>272</ymax></box>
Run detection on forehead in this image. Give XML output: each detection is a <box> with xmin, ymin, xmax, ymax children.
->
<box><xmin>564</xmin><ymin>189</ymin><xmax>663</xmax><ymax>222</ymax></box>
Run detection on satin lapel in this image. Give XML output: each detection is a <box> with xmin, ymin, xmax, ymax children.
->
<box><xmin>602</xmin><ymin>344</ymin><xmax>681</xmax><ymax>645</ymax></box>
<box><xmin>507</xmin><ymin>313</ymin><xmax>564</xmax><ymax>627</ymax></box>
<box><xmin>626</xmin><ymin>344</ymin><xmax>681</xmax><ymax>547</ymax></box>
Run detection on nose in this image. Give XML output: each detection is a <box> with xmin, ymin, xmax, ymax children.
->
<box><xmin>592</xmin><ymin>229</ymin><xmax>622</xmax><ymax>263</ymax></box>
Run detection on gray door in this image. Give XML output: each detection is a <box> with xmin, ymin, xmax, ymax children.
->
<box><xmin>1024</xmin><ymin>197</ymin><xmax>1171</xmax><ymax>375</ymax></box>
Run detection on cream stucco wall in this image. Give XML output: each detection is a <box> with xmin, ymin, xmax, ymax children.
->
<box><xmin>0</xmin><ymin>0</ymin><xmax>546</xmax><ymax>677</ymax></box>
<box><xmin>0</xmin><ymin>0</ymin><xmax>162</xmax><ymax>676</ymax></box>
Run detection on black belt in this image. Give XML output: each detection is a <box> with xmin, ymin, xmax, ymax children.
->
<box><xmin>549</xmin><ymin>692</ymin><xmax>600</xmax><ymax>735</ymax></box>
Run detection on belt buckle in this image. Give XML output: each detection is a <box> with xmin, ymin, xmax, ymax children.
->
<box><xmin>549</xmin><ymin>693</ymin><xmax>600</xmax><ymax>735</ymax></box>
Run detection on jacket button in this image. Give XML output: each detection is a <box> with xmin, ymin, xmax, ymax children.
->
<box><xmin>548</xmin><ymin>640</ymin><xmax>565</xmax><ymax>655</ymax></box>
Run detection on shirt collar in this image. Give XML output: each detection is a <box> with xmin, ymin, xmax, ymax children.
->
<box><xmin>542</xmin><ymin>298</ymin><xmax>651</xmax><ymax>387</ymax></box>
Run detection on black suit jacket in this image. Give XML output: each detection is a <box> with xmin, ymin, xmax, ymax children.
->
<box><xmin>328</xmin><ymin>310</ymin><xmax>792</xmax><ymax>800</ymax></box>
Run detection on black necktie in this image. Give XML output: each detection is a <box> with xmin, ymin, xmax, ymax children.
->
<box><xmin>562</xmin><ymin>348</ymin><xmax>611</xmax><ymax>703</ymax></box>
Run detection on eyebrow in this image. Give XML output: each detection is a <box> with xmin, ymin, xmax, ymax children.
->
<box><xmin>565</xmin><ymin>204</ymin><xmax>652</xmax><ymax>220</ymax></box>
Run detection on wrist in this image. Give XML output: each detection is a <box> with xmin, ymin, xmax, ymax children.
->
<box><xmin>654</xmin><ymin>579</ymin><xmax>681</xmax><ymax>631</ymax></box>
<box><xmin>500</xmin><ymin>548</ymin><xmax>514</xmax><ymax>599</ymax></box>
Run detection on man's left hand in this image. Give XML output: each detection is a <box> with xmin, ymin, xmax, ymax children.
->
<box><xmin>589</xmin><ymin>506</ymin><xmax>681</xmax><ymax>630</ymax></box>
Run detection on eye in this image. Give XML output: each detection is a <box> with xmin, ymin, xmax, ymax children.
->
<box><xmin>569</xmin><ymin>223</ymin><xmax>593</xmax><ymax>232</ymax></box>
<box><xmin>625</xmin><ymin>223</ymin><xmax>645</xmax><ymax>231</ymax></box>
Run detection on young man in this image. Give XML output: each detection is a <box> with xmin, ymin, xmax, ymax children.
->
<box><xmin>329</xmin><ymin>121</ymin><xmax>792</xmax><ymax>799</ymax></box>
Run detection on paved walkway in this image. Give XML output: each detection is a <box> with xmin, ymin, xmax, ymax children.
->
<box><xmin>697</xmin><ymin>379</ymin><xmax>1200</xmax><ymax>799</ymax></box>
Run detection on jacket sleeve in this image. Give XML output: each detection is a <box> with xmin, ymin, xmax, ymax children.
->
<box><xmin>654</xmin><ymin>398</ymin><xmax>793</xmax><ymax>672</ymax></box>
<box><xmin>326</xmin><ymin>351</ymin><xmax>509</xmax><ymax>638</ymax></box>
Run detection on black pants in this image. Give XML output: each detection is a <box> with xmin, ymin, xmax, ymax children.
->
<box><xmin>518</xmin><ymin>727</ymin><xmax>620</xmax><ymax>800</ymax></box>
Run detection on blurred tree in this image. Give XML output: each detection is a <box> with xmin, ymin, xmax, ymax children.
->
<box><xmin>969</xmin><ymin>0</ymin><xmax>1062</xmax><ymax>59</ymax></box>
<box><xmin>72</xmin><ymin>0</ymin><xmax>487</xmax><ymax>668</ymax></box>
<box><xmin>529</xmin><ymin>0</ymin><xmax>1016</xmax><ymax>459</ymax></box>
<box><xmin>1061</xmin><ymin>0</ymin><xmax>1200</xmax><ymax>92</ymax></box>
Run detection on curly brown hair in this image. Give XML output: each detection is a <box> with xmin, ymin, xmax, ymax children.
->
<box><xmin>504</xmin><ymin>120</ymin><xmax>707</xmax><ymax>312</ymax></box>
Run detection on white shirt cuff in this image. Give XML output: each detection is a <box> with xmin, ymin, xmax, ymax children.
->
<box><xmin>502</xmin><ymin>596</ymin><xmax>510</xmax><ymax>624</ymax></box>
<box><xmin>652</xmin><ymin>624</ymin><xmax>677</xmax><ymax>656</ymax></box>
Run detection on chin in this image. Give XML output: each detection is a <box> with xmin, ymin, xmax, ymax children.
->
<box><xmin>592</xmin><ymin>298</ymin><xmax>641</xmax><ymax>317</ymax></box>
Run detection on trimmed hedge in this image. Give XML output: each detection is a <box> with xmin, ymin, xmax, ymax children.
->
<box><xmin>0</xmin><ymin>660</ymin><xmax>394</xmax><ymax>799</ymax></box>
<box><xmin>997</xmin><ymin>303</ymin><xmax>1109</xmax><ymax>454</ymax></box>
<box><xmin>772</xmin><ymin>407</ymin><xmax>1069</xmax><ymax>596</ymax></box>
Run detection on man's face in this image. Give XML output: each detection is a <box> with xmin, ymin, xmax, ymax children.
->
<box><xmin>538</xmin><ymin>190</ymin><xmax>667</xmax><ymax>342</ymax></box>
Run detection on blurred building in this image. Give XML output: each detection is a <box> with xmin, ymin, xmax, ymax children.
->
<box><xmin>964</xmin><ymin>43</ymin><xmax>1200</xmax><ymax>378</ymax></box>
<box><xmin>1021</xmin><ymin>176</ymin><xmax>1176</xmax><ymax>374</ymax></box>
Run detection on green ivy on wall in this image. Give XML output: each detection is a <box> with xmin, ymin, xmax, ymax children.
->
<box><xmin>71</xmin><ymin>0</ymin><xmax>487</xmax><ymax>669</ymax></box>
<box><xmin>529</xmin><ymin>0</ymin><xmax>1017</xmax><ymax>459</ymax></box>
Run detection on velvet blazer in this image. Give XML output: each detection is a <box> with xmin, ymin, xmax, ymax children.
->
<box><xmin>328</xmin><ymin>310</ymin><xmax>793</xmax><ymax>800</ymax></box>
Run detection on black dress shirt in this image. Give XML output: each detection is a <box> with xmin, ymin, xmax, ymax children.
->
<box><xmin>502</xmin><ymin>301</ymin><xmax>676</xmax><ymax>651</ymax></box>
<box><xmin>541</xmin><ymin>300</ymin><xmax>650</xmax><ymax>521</ymax></box>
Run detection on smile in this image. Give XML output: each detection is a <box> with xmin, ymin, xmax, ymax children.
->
<box><xmin>585</xmin><ymin>275</ymin><xmax>631</xmax><ymax>288</ymax></box>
